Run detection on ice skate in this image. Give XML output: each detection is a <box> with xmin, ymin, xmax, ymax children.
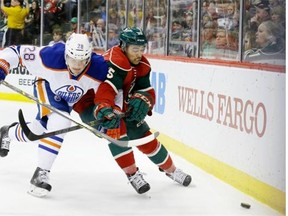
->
<box><xmin>28</xmin><ymin>167</ymin><xmax>52</xmax><ymax>197</ymax></box>
<box><xmin>128</xmin><ymin>169</ymin><xmax>150</xmax><ymax>194</ymax></box>
<box><xmin>166</xmin><ymin>168</ymin><xmax>192</xmax><ymax>186</ymax></box>
<box><xmin>0</xmin><ymin>122</ymin><xmax>17</xmax><ymax>157</ymax></box>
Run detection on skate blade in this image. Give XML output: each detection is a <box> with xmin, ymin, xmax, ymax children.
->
<box><xmin>27</xmin><ymin>185</ymin><xmax>49</xmax><ymax>198</ymax></box>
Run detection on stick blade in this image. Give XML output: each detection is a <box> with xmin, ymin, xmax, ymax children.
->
<box><xmin>18</xmin><ymin>109</ymin><xmax>36</xmax><ymax>141</ymax></box>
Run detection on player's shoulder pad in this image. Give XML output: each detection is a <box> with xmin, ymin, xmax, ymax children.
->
<box><xmin>103</xmin><ymin>46</ymin><xmax>131</xmax><ymax>71</ymax></box>
<box><xmin>40</xmin><ymin>43</ymin><xmax>66</xmax><ymax>69</ymax></box>
<box><xmin>86</xmin><ymin>53</ymin><xmax>108</xmax><ymax>81</ymax></box>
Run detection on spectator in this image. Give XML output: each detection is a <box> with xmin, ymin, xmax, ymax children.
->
<box><xmin>201</xmin><ymin>21</ymin><xmax>217</xmax><ymax>58</ymax></box>
<box><xmin>243</xmin><ymin>29</ymin><xmax>257</xmax><ymax>51</ymax></box>
<box><xmin>23</xmin><ymin>0</ymin><xmax>40</xmax><ymax>45</ymax></box>
<box><xmin>128</xmin><ymin>4</ymin><xmax>143</xmax><ymax>27</ymax></box>
<box><xmin>86</xmin><ymin>17</ymin><xmax>105</xmax><ymax>51</ymax></box>
<box><xmin>268</xmin><ymin>0</ymin><xmax>282</xmax><ymax>8</ymax></box>
<box><xmin>70</xmin><ymin>17</ymin><xmax>77</xmax><ymax>33</ymax></box>
<box><xmin>96</xmin><ymin>18</ymin><xmax>105</xmax><ymax>33</ymax></box>
<box><xmin>62</xmin><ymin>0</ymin><xmax>77</xmax><ymax>21</ymax></box>
<box><xmin>244</xmin><ymin>20</ymin><xmax>285</xmax><ymax>65</ymax></box>
<box><xmin>169</xmin><ymin>19</ymin><xmax>184</xmax><ymax>55</ymax></box>
<box><xmin>48</xmin><ymin>28</ymin><xmax>64</xmax><ymax>45</ymax></box>
<box><xmin>145</xmin><ymin>8</ymin><xmax>157</xmax><ymax>31</ymax></box>
<box><xmin>232</xmin><ymin>10</ymin><xmax>240</xmax><ymax>30</ymax></box>
<box><xmin>226</xmin><ymin>3</ymin><xmax>235</xmax><ymax>18</ymax></box>
<box><xmin>0</xmin><ymin>0</ymin><xmax>29</xmax><ymax>46</ymax></box>
<box><xmin>270</xmin><ymin>5</ymin><xmax>285</xmax><ymax>28</ymax></box>
<box><xmin>84</xmin><ymin>13</ymin><xmax>98</xmax><ymax>34</ymax></box>
<box><xmin>216</xmin><ymin>3</ymin><xmax>239</xmax><ymax>31</ymax></box>
<box><xmin>65</xmin><ymin>17</ymin><xmax>79</xmax><ymax>41</ymax></box>
<box><xmin>118</xmin><ymin>4</ymin><xmax>126</xmax><ymax>29</ymax></box>
<box><xmin>215</xmin><ymin>1</ymin><xmax>227</xmax><ymax>18</ymax></box>
<box><xmin>183</xmin><ymin>33</ymin><xmax>195</xmax><ymax>57</ymax></box>
<box><xmin>65</xmin><ymin>30</ymin><xmax>73</xmax><ymax>41</ymax></box>
<box><xmin>202</xmin><ymin>14</ymin><xmax>212</xmax><ymax>27</ymax></box>
<box><xmin>214</xmin><ymin>28</ymin><xmax>238</xmax><ymax>59</ymax></box>
<box><xmin>171</xmin><ymin>19</ymin><xmax>183</xmax><ymax>40</ymax></box>
<box><xmin>99</xmin><ymin>2</ymin><xmax>106</xmax><ymax>22</ymax></box>
<box><xmin>147</xmin><ymin>27</ymin><xmax>165</xmax><ymax>54</ymax></box>
<box><xmin>107</xmin><ymin>25</ymin><xmax>119</xmax><ymax>49</ymax></box>
<box><xmin>250</xmin><ymin>0</ymin><xmax>271</xmax><ymax>31</ymax></box>
<box><xmin>108</xmin><ymin>8</ymin><xmax>121</xmax><ymax>27</ymax></box>
<box><xmin>156</xmin><ymin>3</ymin><xmax>167</xmax><ymax>29</ymax></box>
<box><xmin>69</xmin><ymin>17</ymin><xmax>86</xmax><ymax>35</ymax></box>
<box><xmin>202</xmin><ymin>1</ymin><xmax>210</xmax><ymax>16</ymax></box>
<box><xmin>207</xmin><ymin>2</ymin><xmax>218</xmax><ymax>26</ymax></box>
<box><xmin>244</xmin><ymin>0</ymin><xmax>254</xmax><ymax>26</ymax></box>
<box><xmin>183</xmin><ymin>13</ymin><xmax>193</xmax><ymax>30</ymax></box>
<box><xmin>43</xmin><ymin>0</ymin><xmax>64</xmax><ymax>33</ymax></box>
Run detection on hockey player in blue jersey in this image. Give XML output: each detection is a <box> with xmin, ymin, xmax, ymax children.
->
<box><xmin>0</xmin><ymin>33</ymin><xmax>120</xmax><ymax>197</ymax></box>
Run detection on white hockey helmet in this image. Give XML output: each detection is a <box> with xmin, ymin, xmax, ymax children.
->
<box><xmin>65</xmin><ymin>33</ymin><xmax>92</xmax><ymax>76</ymax></box>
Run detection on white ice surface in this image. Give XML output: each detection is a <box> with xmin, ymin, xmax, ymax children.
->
<box><xmin>0</xmin><ymin>101</ymin><xmax>281</xmax><ymax>216</ymax></box>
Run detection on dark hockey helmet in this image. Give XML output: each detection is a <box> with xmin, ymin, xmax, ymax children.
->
<box><xmin>119</xmin><ymin>27</ymin><xmax>147</xmax><ymax>48</ymax></box>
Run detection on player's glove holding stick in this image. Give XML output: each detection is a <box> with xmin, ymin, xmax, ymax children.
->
<box><xmin>94</xmin><ymin>103</ymin><xmax>122</xmax><ymax>139</ymax></box>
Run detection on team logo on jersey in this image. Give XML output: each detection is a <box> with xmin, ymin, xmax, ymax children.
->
<box><xmin>55</xmin><ymin>85</ymin><xmax>84</xmax><ymax>103</ymax></box>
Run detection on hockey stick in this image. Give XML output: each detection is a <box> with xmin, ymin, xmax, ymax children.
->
<box><xmin>18</xmin><ymin>109</ymin><xmax>131</xmax><ymax>140</ymax></box>
<box><xmin>0</xmin><ymin>80</ymin><xmax>160</xmax><ymax>147</ymax></box>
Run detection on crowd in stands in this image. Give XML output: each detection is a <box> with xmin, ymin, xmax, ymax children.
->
<box><xmin>0</xmin><ymin>0</ymin><xmax>285</xmax><ymax>65</ymax></box>
<box><xmin>166</xmin><ymin>0</ymin><xmax>285</xmax><ymax>64</ymax></box>
<box><xmin>243</xmin><ymin>0</ymin><xmax>285</xmax><ymax>65</ymax></box>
